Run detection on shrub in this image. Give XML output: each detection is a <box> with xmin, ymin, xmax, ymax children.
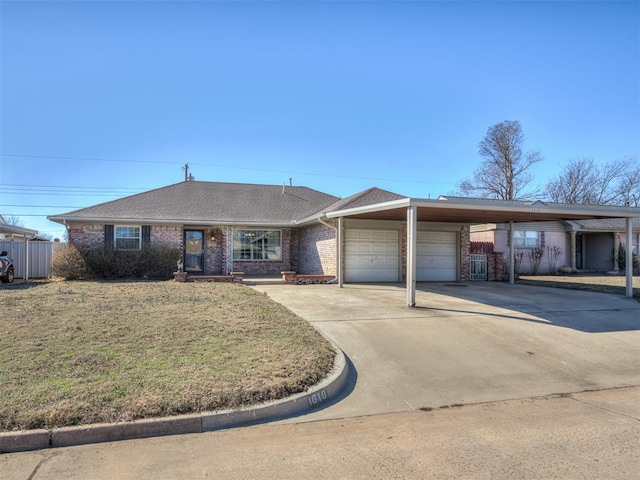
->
<box><xmin>52</xmin><ymin>243</ymin><xmax>87</xmax><ymax>280</ymax></box>
<box><xmin>83</xmin><ymin>246</ymin><xmax>180</xmax><ymax>279</ymax></box>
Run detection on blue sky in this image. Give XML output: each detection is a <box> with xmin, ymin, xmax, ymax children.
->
<box><xmin>1</xmin><ymin>0</ymin><xmax>638</xmax><ymax>239</ymax></box>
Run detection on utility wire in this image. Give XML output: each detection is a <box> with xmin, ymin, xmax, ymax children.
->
<box><xmin>1</xmin><ymin>153</ymin><xmax>453</xmax><ymax>185</ymax></box>
<box><xmin>0</xmin><ymin>205</ymin><xmax>84</xmax><ymax>208</ymax></box>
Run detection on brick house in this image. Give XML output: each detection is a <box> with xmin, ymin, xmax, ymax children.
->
<box><xmin>47</xmin><ymin>182</ymin><xmax>385</xmax><ymax>277</ymax></box>
<box><xmin>49</xmin><ymin>182</ymin><xmax>640</xmax><ymax>298</ymax></box>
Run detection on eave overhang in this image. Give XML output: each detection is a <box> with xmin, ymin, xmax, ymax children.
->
<box><xmin>0</xmin><ymin>224</ymin><xmax>38</xmax><ymax>238</ymax></box>
<box><xmin>47</xmin><ymin>216</ymin><xmax>298</xmax><ymax>228</ymax></box>
<box><xmin>325</xmin><ymin>197</ymin><xmax>640</xmax><ymax>224</ymax></box>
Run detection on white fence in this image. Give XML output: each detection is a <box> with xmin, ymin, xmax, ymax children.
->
<box><xmin>0</xmin><ymin>241</ymin><xmax>53</xmax><ymax>278</ymax></box>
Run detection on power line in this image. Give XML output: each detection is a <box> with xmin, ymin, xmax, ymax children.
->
<box><xmin>1</xmin><ymin>153</ymin><xmax>454</xmax><ymax>185</ymax></box>
<box><xmin>0</xmin><ymin>183</ymin><xmax>149</xmax><ymax>191</ymax></box>
<box><xmin>1</xmin><ymin>154</ymin><xmax>180</xmax><ymax>165</ymax></box>
<box><xmin>0</xmin><ymin>205</ymin><xmax>83</xmax><ymax>208</ymax></box>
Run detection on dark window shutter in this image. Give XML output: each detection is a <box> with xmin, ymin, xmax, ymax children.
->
<box><xmin>142</xmin><ymin>225</ymin><xmax>151</xmax><ymax>249</ymax></box>
<box><xmin>104</xmin><ymin>225</ymin><xmax>114</xmax><ymax>249</ymax></box>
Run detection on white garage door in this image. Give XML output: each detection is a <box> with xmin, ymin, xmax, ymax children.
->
<box><xmin>345</xmin><ymin>229</ymin><xmax>399</xmax><ymax>282</ymax></box>
<box><xmin>417</xmin><ymin>231</ymin><xmax>457</xmax><ymax>281</ymax></box>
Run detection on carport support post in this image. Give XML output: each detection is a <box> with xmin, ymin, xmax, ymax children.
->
<box><xmin>406</xmin><ymin>206</ymin><xmax>417</xmax><ymax>307</ymax></box>
<box><xmin>23</xmin><ymin>236</ymin><xmax>29</xmax><ymax>282</ymax></box>
<box><xmin>569</xmin><ymin>231</ymin><xmax>577</xmax><ymax>272</ymax></box>
<box><xmin>509</xmin><ymin>221</ymin><xmax>515</xmax><ymax>285</ymax></box>
<box><xmin>625</xmin><ymin>217</ymin><xmax>633</xmax><ymax>298</ymax></box>
<box><xmin>337</xmin><ymin>216</ymin><xmax>344</xmax><ymax>288</ymax></box>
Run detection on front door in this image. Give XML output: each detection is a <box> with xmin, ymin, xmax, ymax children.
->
<box><xmin>184</xmin><ymin>230</ymin><xmax>205</xmax><ymax>273</ymax></box>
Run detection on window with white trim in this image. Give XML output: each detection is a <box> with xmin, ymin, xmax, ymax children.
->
<box><xmin>115</xmin><ymin>226</ymin><xmax>141</xmax><ymax>250</ymax></box>
<box><xmin>233</xmin><ymin>230</ymin><xmax>281</xmax><ymax>260</ymax></box>
<box><xmin>514</xmin><ymin>231</ymin><xmax>540</xmax><ymax>248</ymax></box>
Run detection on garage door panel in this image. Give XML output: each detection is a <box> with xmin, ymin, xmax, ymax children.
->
<box><xmin>345</xmin><ymin>229</ymin><xmax>399</xmax><ymax>282</ymax></box>
<box><xmin>418</xmin><ymin>231</ymin><xmax>456</xmax><ymax>243</ymax></box>
<box><xmin>417</xmin><ymin>231</ymin><xmax>457</xmax><ymax>281</ymax></box>
<box><xmin>418</xmin><ymin>256</ymin><xmax>455</xmax><ymax>269</ymax></box>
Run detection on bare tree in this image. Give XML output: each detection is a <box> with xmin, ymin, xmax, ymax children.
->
<box><xmin>613</xmin><ymin>157</ymin><xmax>640</xmax><ymax>206</ymax></box>
<box><xmin>545</xmin><ymin>156</ymin><xmax>640</xmax><ymax>206</ymax></box>
<box><xmin>3</xmin><ymin>215</ymin><xmax>25</xmax><ymax>227</ymax></box>
<box><xmin>457</xmin><ymin>120</ymin><xmax>543</xmax><ymax>200</ymax></box>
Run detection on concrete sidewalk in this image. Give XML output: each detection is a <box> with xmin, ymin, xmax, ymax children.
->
<box><xmin>3</xmin><ymin>387</ymin><xmax>639</xmax><ymax>479</ymax></box>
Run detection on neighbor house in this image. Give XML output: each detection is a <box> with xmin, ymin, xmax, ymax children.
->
<box><xmin>471</xmin><ymin>217</ymin><xmax>640</xmax><ymax>274</ymax></box>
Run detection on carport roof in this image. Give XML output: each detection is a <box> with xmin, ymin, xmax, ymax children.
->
<box><xmin>0</xmin><ymin>215</ymin><xmax>38</xmax><ymax>239</ymax></box>
<box><xmin>325</xmin><ymin>196</ymin><xmax>640</xmax><ymax>224</ymax></box>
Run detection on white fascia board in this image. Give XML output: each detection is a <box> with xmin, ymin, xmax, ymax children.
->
<box><xmin>294</xmin><ymin>212</ymin><xmax>325</xmax><ymax>226</ymax></box>
<box><xmin>0</xmin><ymin>224</ymin><xmax>38</xmax><ymax>237</ymax></box>
<box><xmin>325</xmin><ymin>198</ymin><xmax>411</xmax><ymax>218</ymax></box>
<box><xmin>408</xmin><ymin>198</ymin><xmax>640</xmax><ymax>219</ymax></box>
<box><xmin>47</xmin><ymin>216</ymin><xmax>297</xmax><ymax>228</ymax></box>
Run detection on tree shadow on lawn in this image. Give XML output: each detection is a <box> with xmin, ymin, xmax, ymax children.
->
<box><xmin>413</xmin><ymin>282</ymin><xmax>640</xmax><ymax>334</ymax></box>
<box><xmin>0</xmin><ymin>279</ymin><xmax>51</xmax><ymax>291</ymax></box>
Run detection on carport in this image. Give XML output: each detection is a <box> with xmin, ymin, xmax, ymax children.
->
<box><xmin>325</xmin><ymin>197</ymin><xmax>640</xmax><ymax>306</ymax></box>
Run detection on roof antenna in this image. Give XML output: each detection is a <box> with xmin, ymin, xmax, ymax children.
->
<box><xmin>289</xmin><ymin>177</ymin><xmax>292</xmax><ymax>186</ymax></box>
<box><xmin>182</xmin><ymin>163</ymin><xmax>195</xmax><ymax>181</ymax></box>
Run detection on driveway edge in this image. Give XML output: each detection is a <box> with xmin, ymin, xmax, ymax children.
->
<box><xmin>0</xmin><ymin>347</ymin><xmax>349</xmax><ymax>453</ymax></box>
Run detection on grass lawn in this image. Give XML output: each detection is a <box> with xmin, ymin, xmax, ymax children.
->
<box><xmin>0</xmin><ymin>280</ymin><xmax>335</xmax><ymax>431</ymax></box>
<box><xmin>518</xmin><ymin>274</ymin><xmax>640</xmax><ymax>300</ymax></box>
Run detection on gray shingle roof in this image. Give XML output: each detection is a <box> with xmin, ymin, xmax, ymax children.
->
<box><xmin>49</xmin><ymin>181</ymin><xmax>339</xmax><ymax>225</ymax></box>
<box><xmin>575</xmin><ymin>218</ymin><xmax>640</xmax><ymax>231</ymax></box>
<box><xmin>325</xmin><ymin>187</ymin><xmax>405</xmax><ymax>213</ymax></box>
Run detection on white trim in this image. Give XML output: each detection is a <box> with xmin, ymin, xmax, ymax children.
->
<box><xmin>406</xmin><ymin>206</ymin><xmax>417</xmax><ymax>307</ymax></box>
<box><xmin>625</xmin><ymin>218</ymin><xmax>633</xmax><ymax>298</ymax></box>
<box><xmin>326</xmin><ymin>198</ymin><xmax>410</xmax><ymax>219</ymax></box>
<box><xmin>325</xmin><ymin>197</ymin><xmax>640</xmax><ymax>221</ymax></box>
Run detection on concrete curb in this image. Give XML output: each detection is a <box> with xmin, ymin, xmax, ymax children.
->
<box><xmin>0</xmin><ymin>347</ymin><xmax>349</xmax><ymax>454</ymax></box>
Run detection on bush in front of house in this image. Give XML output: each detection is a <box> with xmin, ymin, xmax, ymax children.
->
<box><xmin>52</xmin><ymin>243</ymin><xmax>87</xmax><ymax>280</ymax></box>
<box><xmin>83</xmin><ymin>246</ymin><xmax>181</xmax><ymax>279</ymax></box>
<box><xmin>616</xmin><ymin>245</ymin><xmax>640</xmax><ymax>275</ymax></box>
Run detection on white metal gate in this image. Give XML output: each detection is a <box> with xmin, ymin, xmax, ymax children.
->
<box><xmin>470</xmin><ymin>253</ymin><xmax>488</xmax><ymax>281</ymax></box>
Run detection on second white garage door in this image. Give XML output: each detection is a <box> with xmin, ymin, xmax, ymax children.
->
<box><xmin>417</xmin><ymin>231</ymin><xmax>457</xmax><ymax>281</ymax></box>
<box><xmin>345</xmin><ymin>229</ymin><xmax>399</xmax><ymax>282</ymax></box>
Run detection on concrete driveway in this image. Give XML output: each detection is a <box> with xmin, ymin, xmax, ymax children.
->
<box><xmin>250</xmin><ymin>281</ymin><xmax>640</xmax><ymax>422</ymax></box>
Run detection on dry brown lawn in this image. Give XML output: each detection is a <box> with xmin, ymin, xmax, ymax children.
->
<box><xmin>0</xmin><ymin>280</ymin><xmax>334</xmax><ymax>431</ymax></box>
<box><xmin>518</xmin><ymin>274</ymin><xmax>640</xmax><ymax>300</ymax></box>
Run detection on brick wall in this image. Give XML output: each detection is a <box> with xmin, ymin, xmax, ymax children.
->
<box><xmin>68</xmin><ymin>224</ymin><xmax>105</xmax><ymax>250</ymax></box>
<box><xmin>68</xmin><ymin>224</ymin><xmax>300</xmax><ymax>276</ymax></box>
<box><xmin>459</xmin><ymin>225</ymin><xmax>471</xmax><ymax>282</ymax></box>
<box><xmin>487</xmin><ymin>252</ymin><xmax>505</xmax><ymax>281</ymax></box>
<box><xmin>151</xmin><ymin>225</ymin><xmax>182</xmax><ymax>249</ymax></box>
<box><xmin>204</xmin><ymin>227</ymin><xmax>223</xmax><ymax>275</ymax></box>
<box><xmin>297</xmin><ymin>222</ymin><xmax>336</xmax><ymax>275</ymax></box>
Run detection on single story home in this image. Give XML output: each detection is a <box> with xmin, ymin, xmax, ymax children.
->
<box><xmin>471</xmin><ymin>218</ymin><xmax>640</xmax><ymax>274</ymax></box>
<box><xmin>48</xmin><ymin>181</ymin><xmax>640</xmax><ymax>305</ymax></box>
